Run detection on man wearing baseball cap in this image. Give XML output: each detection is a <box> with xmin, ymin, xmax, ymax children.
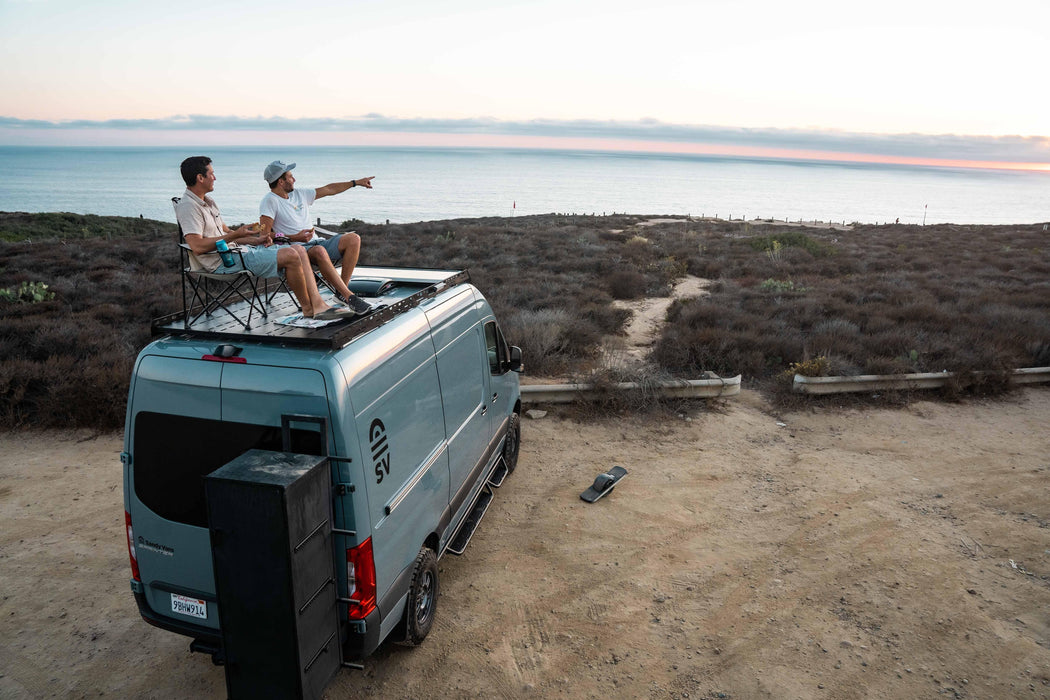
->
<box><xmin>258</xmin><ymin>160</ymin><xmax>375</xmax><ymax>315</ymax></box>
<box><xmin>176</xmin><ymin>155</ymin><xmax>352</xmax><ymax>321</ymax></box>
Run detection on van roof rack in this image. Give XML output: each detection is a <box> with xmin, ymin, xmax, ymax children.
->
<box><xmin>152</xmin><ymin>266</ymin><xmax>471</xmax><ymax>350</ymax></box>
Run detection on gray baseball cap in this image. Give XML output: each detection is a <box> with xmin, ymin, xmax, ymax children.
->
<box><xmin>264</xmin><ymin>160</ymin><xmax>295</xmax><ymax>184</ymax></box>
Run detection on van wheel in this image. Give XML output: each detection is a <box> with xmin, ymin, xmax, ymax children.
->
<box><xmin>502</xmin><ymin>412</ymin><xmax>520</xmax><ymax>474</ymax></box>
<box><xmin>401</xmin><ymin>547</ymin><xmax>438</xmax><ymax>646</ymax></box>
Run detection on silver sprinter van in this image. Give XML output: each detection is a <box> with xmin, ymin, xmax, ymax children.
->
<box><xmin>122</xmin><ymin>267</ymin><xmax>522</xmax><ymax>667</ymax></box>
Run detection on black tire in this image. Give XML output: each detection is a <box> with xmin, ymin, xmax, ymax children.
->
<box><xmin>401</xmin><ymin>547</ymin><xmax>438</xmax><ymax>646</ymax></box>
<box><xmin>502</xmin><ymin>412</ymin><xmax>520</xmax><ymax>474</ymax></box>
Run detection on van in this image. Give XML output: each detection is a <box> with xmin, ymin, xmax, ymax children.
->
<box><xmin>122</xmin><ymin>266</ymin><xmax>522</xmax><ymax>663</ymax></box>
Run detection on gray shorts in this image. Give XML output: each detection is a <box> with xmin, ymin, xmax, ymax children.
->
<box><xmin>213</xmin><ymin>246</ymin><xmax>280</xmax><ymax>279</ymax></box>
<box><xmin>303</xmin><ymin>235</ymin><xmax>343</xmax><ymax>263</ymax></box>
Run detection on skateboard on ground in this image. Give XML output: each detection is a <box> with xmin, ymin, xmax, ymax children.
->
<box><xmin>580</xmin><ymin>466</ymin><xmax>628</xmax><ymax>503</ymax></box>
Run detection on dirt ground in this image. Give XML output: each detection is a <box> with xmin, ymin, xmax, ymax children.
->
<box><xmin>3</xmin><ymin>272</ymin><xmax>1049</xmax><ymax>699</ymax></box>
<box><xmin>2</xmin><ymin>386</ymin><xmax>1050</xmax><ymax>699</ymax></box>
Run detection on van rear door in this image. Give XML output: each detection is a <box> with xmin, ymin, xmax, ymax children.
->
<box><xmin>127</xmin><ymin>355</ymin><xmax>224</xmax><ymax>633</ymax></box>
<box><xmin>127</xmin><ymin>352</ymin><xmax>332</xmax><ymax>636</ymax></box>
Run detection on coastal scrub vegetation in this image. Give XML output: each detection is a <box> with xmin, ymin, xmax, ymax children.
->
<box><xmin>649</xmin><ymin>220</ymin><xmax>1050</xmax><ymax>390</ymax></box>
<box><xmin>0</xmin><ymin>213</ymin><xmax>179</xmax><ymax>429</ymax></box>
<box><xmin>0</xmin><ymin>211</ymin><xmax>164</xmax><ymax>242</ymax></box>
<box><xmin>0</xmin><ymin>211</ymin><xmax>1048</xmax><ymax>429</ymax></box>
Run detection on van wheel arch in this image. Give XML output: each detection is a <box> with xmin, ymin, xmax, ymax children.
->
<box><xmin>398</xmin><ymin>546</ymin><xmax>439</xmax><ymax>646</ymax></box>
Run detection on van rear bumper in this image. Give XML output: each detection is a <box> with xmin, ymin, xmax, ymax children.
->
<box><xmin>135</xmin><ymin>578</ymin><xmax>382</xmax><ymax>661</ymax></box>
<box><xmin>343</xmin><ymin>608</ymin><xmax>383</xmax><ymax>660</ymax></box>
<box><xmin>132</xmin><ymin>581</ymin><xmax>221</xmax><ymax>647</ymax></box>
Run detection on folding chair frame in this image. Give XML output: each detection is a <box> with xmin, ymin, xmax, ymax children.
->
<box><xmin>172</xmin><ymin>197</ymin><xmax>299</xmax><ymax>330</ymax></box>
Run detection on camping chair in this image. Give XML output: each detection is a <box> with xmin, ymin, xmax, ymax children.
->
<box><xmin>172</xmin><ymin>197</ymin><xmax>299</xmax><ymax>330</ymax></box>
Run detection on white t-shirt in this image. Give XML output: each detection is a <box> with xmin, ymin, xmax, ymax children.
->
<box><xmin>260</xmin><ymin>188</ymin><xmax>319</xmax><ymax>240</ymax></box>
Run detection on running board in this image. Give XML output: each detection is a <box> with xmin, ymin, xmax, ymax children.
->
<box><xmin>488</xmin><ymin>458</ymin><xmax>508</xmax><ymax>488</ymax></box>
<box><xmin>446</xmin><ymin>486</ymin><xmax>494</xmax><ymax>555</ymax></box>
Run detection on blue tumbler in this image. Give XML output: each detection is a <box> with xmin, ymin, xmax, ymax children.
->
<box><xmin>214</xmin><ymin>239</ymin><xmax>235</xmax><ymax>268</ymax></box>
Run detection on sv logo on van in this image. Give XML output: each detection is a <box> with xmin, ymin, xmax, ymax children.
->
<box><xmin>370</xmin><ymin>418</ymin><xmax>391</xmax><ymax>484</ymax></box>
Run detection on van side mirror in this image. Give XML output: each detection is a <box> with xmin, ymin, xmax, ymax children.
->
<box><xmin>504</xmin><ymin>346</ymin><xmax>523</xmax><ymax>373</ymax></box>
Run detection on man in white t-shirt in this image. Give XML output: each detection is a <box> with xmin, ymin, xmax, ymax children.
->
<box><xmin>258</xmin><ymin>160</ymin><xmax>375</xmax><ymax>315</ymax></box>
<box><xmin>176</xmin><ymin>155</ymin><xmax>352</xmax><ymax>321</ymax></box>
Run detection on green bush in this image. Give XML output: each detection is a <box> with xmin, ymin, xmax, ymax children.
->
<box><xmin>0</xmin><ymin>281</ymin><xmax>55</xmax><ymax>303</ymax></box>
<box><xmin>759</xmin><ymin>279</ymin><xmax>806</xmax><ymax>294</ymax></box>
<box><xmin>747</xmin><ymin>230</ymin><xmax>833</xmax><ymax>257</ymax></box>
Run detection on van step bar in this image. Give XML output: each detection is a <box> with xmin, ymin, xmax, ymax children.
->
<box><xmin>446</xmin><ymin>486</ymin><xmax>494</xmax><ymax>556</ymax></box>
<box><xmin>487</xmin><ymin>458</ymin><xmax>509</xmax><ymax>488</ymax></box>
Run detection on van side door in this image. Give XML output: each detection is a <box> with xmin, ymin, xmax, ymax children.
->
<box><xmin>484</xmin><ymin>320</ymin><xmax>517</xmax><ymax>426</ymax></box>
<box><xmin>433</xmin><ymin>321</ymin><xmax>491</xmax><ymax>511</ymax></box>
<box><xmin>425</xmin><ymin>288</ymin><xmax>499</xmax><ymax>526</ymax></box>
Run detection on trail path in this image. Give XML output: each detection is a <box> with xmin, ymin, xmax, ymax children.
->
<box><xmin>608</xmin><ymin>275</ymin><xmax>710</xmax><ymax>368</ymax></box>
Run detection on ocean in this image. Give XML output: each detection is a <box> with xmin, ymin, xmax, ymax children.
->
<box><xmin>0</xmin><ymin>145</ymin><xmax>1046</xmax><ymax>226</ymax></box>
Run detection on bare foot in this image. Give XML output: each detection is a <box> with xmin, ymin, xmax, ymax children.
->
<box><xmin>303</xmin><ymin>302</ymin><xmax>333</xmax><ymax>319</ymax></box>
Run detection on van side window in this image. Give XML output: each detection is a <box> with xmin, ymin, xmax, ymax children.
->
<box><xmin>484</xmin><ymin>321</ymin><xmax>509</xmax><ymax>375</ymax></box>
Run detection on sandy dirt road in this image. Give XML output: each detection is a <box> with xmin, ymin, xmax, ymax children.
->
<box><xmin>2</xmin><ymin>388</ymin><xmax>1049</xmax><ymax>699</ymax></box>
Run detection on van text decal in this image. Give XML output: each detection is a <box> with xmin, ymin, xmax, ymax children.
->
<box><xmin>370</xmin><ymin>418</ymin><xmax>390</xmax><ymax>484</ymax></box>
<box><xmin>138</xmin><ymin>536</ymin><xmax>175</xmax><ymax>556</ymax></box>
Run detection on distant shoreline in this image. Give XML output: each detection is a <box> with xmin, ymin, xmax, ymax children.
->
<box><xmin>1</xmin><ymin>147</ymin><xmax>1045</xmax><ymax>226</ymax></box>
<box><xmin>2</xmin><ymin>211</ymin><xmax>1047</xmax><ymax>234</ymax></box>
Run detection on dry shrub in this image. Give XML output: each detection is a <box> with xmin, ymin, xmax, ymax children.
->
<box><xmin>808</xmin><ymin>318</ymin><xmax>863</xmax><ymax>359</ymax></box>
<box><xmin>655</xmin><ymin>326</ymin><xmax>768</xmax><ymax>377</ymax></box>
<box><xmin>579</xmin><ymin>302</ymin><xmax>631</xmax><ymax>336</ymax></box>
<box><xmin>564</xmin><ymin>365</ymin><xmax>709</xmax><ymax>419</ymax></box>
<box><xmin>501</xmin><ymin>308</ymin><xmax>595</xmax><ymax>376</ymax></box>
<box><xmin>607</xmin><ymin>270</ymin><xmax>647</xmax><ymax>300</ymax></box>
<box><xmin>864</xmin><ymin>356</ymin><xmax>915</xmax><ymax>375</ymax></box>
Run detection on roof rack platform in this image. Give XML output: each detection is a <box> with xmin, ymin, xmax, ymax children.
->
<box><xmin>152</xmin><ymin>266</ymin><xmax>470</xmax><ymax>350</ymax></box>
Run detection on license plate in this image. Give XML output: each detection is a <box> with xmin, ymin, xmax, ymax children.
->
<box><xmin>171</xmin><ymin>593</ymin><xmax>207</xmax><ymax>620</ymax></box>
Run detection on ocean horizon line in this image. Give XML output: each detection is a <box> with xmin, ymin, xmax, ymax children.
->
<box><xmin>3</xmin><ymin>142</ymin><xmax>1048</xmax><ymax>177</ymax></box>
<box><xmin>2</xmin><ymin>145</ymin><xmax>1045</xmax><ymax>227</ymax></box>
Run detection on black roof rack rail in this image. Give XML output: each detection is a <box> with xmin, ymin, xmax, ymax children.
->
<box><xmin>151</xmin><ymin>269</ymin><xmax>471</xmax><ymax>351</ymax></box>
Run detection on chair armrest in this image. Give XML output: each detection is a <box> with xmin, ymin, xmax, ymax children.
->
<box><xmin>180</xmin><ymin>242</ymin><xmax>247</xmax><ymax>268</ymax></box>
<box><xmin>314</xmin><ymin>226</ymin><xmax>354</xmax><ymax>240</ymax></box>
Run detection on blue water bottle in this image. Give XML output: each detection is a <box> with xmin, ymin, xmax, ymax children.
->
<box><xmin>214</xmin><ymin>239</ymin><xmax>235</xmax><ymax>268</ymax></box>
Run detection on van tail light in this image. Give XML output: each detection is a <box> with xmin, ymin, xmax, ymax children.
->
<box><xmin>201</xmin><ymin>354</ymin><xmax>246</xmax><ymax>363</ymax></box>
<box><xmin>202</xmin><ymin>344</ymin><xmax>245</xmax><ymax>363</ymax></box>
<box><xmin>346</xmin><ymin>537</ymin><xmax>377</xmax><ymax>620</ymax></box>
<box><xmin>125</xmin><ymin>511</ymin><xmax>140</xmax><ymax>582</ymax></box>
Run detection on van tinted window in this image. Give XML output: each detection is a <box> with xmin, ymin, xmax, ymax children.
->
<box><xmin>484</xmin><ymin>322</ymin><xmax>509</xmax><ymax>375</ymax></box>
<box><xmin>133</xmin><ymin>412</ymin><xmax>323</xmax><ymax>527</ymax></box>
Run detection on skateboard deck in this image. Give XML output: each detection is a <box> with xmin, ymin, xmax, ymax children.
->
<box><xmin>580</xmin><ymin>466</ymin><xmax>627</xmax><ymax>503</ymax></box>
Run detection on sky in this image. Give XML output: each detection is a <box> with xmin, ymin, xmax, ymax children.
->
<box><xmin>2</xmin><ymin>0</ymin><xmax>1049</xmax><ymax>169</ymax></box>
